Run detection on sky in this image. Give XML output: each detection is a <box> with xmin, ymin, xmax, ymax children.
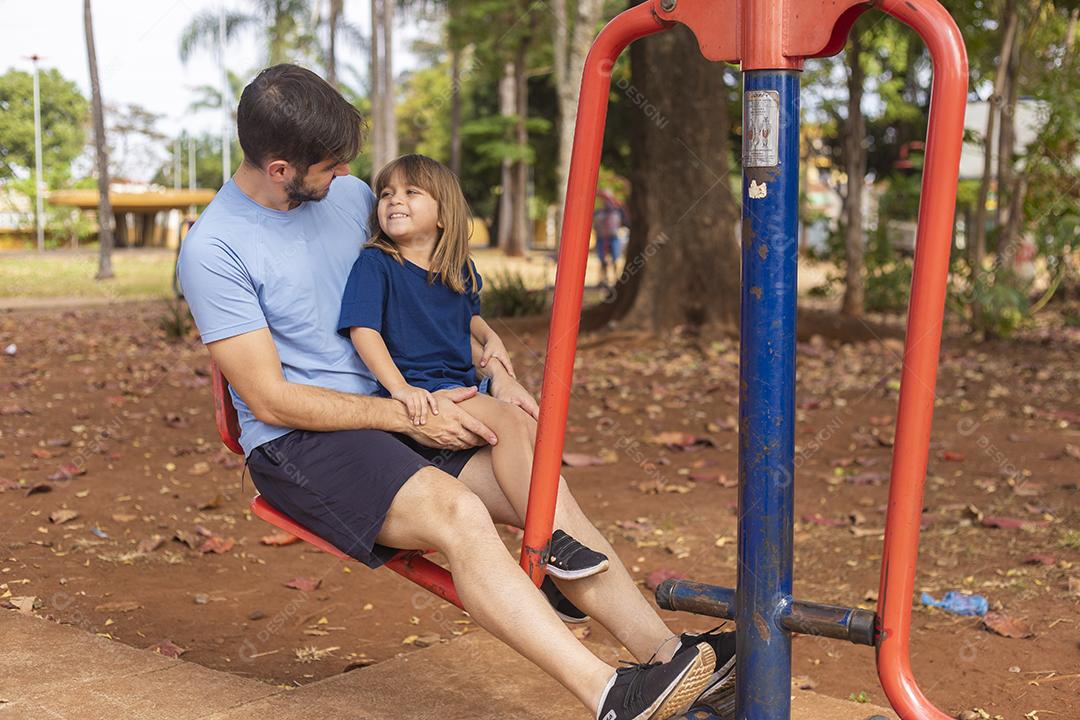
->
<box><xmin>0</xmin><ymin>0</ymin><xmax>429</xmax><ymax>180</ymax></box>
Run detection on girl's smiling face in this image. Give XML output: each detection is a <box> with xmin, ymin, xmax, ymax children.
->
<box><xmin>377</xmin><ymin>173</ymin><xmax>442</xmax><ymax>246</ymax></box>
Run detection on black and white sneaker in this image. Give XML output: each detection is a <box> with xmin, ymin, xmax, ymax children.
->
<box><xmin>547</xmin><ymin>529</ymin><xmax>610</xmax><ymax>580</ymax></box>
<box><xmin>596</xmin><ymin>642</ymin><xmax>716</xmax><ymax>720</ymax></box>
<box><xmin>673</xmin><ymin>628</ymin><xmax>736</xmax><ymax>716</ymax></box>
<box><xmin>541</xmin><ymin>576</ymin><xmax>589</xmax><ymax>623</ymax></box>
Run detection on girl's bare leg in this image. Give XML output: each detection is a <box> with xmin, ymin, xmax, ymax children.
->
<box><xmin>453</xmin><ymin>408</ymin><xmax>681</xmax><ymax>664</ymax></box>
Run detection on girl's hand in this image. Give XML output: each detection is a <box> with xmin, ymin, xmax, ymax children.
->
<box><xmin>480</xmin><ymin>336</ymin><xmax>516</xmax><ymax>378</ymax></box>
<box><xmin>391</xmin><ymin>385</ymin><xmax>440</xmax><ymax>425</ymax></box>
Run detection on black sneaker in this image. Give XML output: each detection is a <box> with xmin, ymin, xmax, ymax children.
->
<box><xmin>596</xmin><ymin>642</ymin><xmax>716</xmax><ymax>720</ymax></box>
<box><xmin>540</xmin><ymin>576</ymin><xmax>589</xmax><ymax>623</ymax></box>
<box><xmin>674</xmin><ymin>628</ymin><xmax>736</xmax><ymax>716</ymax></box>
<box><xmin>547</xmin><ymin>529</ymin><xmax>610</xmax><ymax>580</ymax></box>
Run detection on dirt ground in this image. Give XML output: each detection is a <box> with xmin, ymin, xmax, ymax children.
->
<box><xmin>1</xmin><ymin>301</ymin><xmax>1078</xmax><ymax>719</ymax></box>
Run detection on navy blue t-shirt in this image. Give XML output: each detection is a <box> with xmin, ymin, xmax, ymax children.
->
<box><xmin>338</xmin><ymin>247</ymin><xmax>482</xmax><ymax>394</ymax></box>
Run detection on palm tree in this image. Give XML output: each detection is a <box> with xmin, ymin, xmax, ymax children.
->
<box><xmin>179</xmin><ymin>0</ymin><xmax>319</xmax><ymax>67</ymax></box>
<box><xmin>309</xmin><ymin>0</ymin><xmax>367</xmax><ymax>87</ymax></box>
<box><xmin>84</xmin><ymin>0</ymin><xmax>114</xmax><ymax>280</ymax></box>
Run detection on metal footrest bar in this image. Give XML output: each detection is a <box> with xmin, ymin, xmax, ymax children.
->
<box><xmin>656</xmin><ymin>580</ymin><xmax>876</xmax><ymax>647</ymax></box>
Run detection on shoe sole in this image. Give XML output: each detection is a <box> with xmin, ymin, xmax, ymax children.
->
<box><xmin>545</xmin><ymin>559</ymin><xmax>610</xmax><ymax>581</ymax></box>
<box><xmin>693</xmin><ymin>655</ymin><xmax>736</xmax><ymax>716</ymax></box>
<box><xmin>645</xmin><ymin>643</ymin><xmax>717</xmax><ymax>720</ymax></box>
<box><xmin>554</xmin><ymin>608</ymin><xmax>590</xmax><ymax>624</ymax></box>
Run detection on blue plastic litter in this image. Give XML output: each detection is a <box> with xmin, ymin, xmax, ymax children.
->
<box><xmin>920</xmin><ymin>591</ymin><xmax>988</xmax><ymax>616</ymax></box>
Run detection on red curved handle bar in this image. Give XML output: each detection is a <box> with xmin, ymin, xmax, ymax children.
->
<box><xmin>874</xmin><ymin>1</ymin><xmax>967</xmax><ymax>718</ymax></box>
<box><xmin>520</xmin><ymin>2</ymin><xmax>670</xmax><ymax>585</ymax></box>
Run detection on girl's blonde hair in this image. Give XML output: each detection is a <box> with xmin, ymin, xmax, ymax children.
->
<box><xmin>367</xmin><ymin>154</ymin><xmax>477</xmax><ymax>295</ymax></box>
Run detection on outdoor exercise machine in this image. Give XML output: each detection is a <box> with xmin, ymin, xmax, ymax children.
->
<box><xmin>211</xmin><ymin>0</ymin><xmax>967</xmax><ymax>717</ymax></box>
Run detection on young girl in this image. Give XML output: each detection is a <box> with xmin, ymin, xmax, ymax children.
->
<box><xmin>337</xmin><ymin>154</ymin><xmax>608</xmax><ymax>581</ymax></box>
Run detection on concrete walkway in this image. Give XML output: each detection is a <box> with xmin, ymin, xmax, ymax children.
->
<box><xmin>1</xmin><ymin>609</ymin><xmax>896</xmax><ymax>720</ymax></box>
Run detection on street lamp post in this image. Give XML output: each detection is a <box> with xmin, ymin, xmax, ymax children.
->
<box><xmin>219</xmin><ymin>6</ymin><xmax>231</xmax><ymax>185</ymax></box>
<box><xmin>28</xmin><ymin>54</ymin><xmax>45</xmax><ymax>252</ymax></box>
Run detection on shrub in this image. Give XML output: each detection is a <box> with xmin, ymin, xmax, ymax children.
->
<box><xmin>481</xmin><ymin>270</ymin><xmax>547</xmax><ymax>318</ymax></box>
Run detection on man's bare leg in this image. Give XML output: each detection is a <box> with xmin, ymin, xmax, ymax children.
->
<box><xmin>456</xmin><ymin>436</ymin><xmax>681</xmax><ymax>665</ymax></box>
<box><xmin>375</xmin><ymin>465</ymin><xmax>614</xmax><ymax>712</ymax></box>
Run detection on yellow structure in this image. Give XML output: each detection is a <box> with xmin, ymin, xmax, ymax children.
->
<box><xmin>48</xmin><ymin>188</ymin><xmax>216</xmax><ymax>248</ymax></box>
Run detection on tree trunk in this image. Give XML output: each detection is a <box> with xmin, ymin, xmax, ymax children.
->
<box><xmin>972</xmin><ymin>4</ymin><xmax>1018</xmax><ymax>283</ymax></box>
<box><xmin>327</xmin><ymin>0</ymin><xmax>342</xmax><ymax>87</ymax></box>
<box><xmin>381</xmin><ymin>0</ymin><xmax>397</xmax><ymax>162</ymax></box>
<box><xmin>553</xmin><ymin>0</ymin><xmax>604</xmax><ymax>243</ymax></box>
<box><xmin>997</xmin><ymin>173</ymin><xmax>1028</xmax><ymax>281</ymax></box>
<box><xmin>508</xmin><ymin>39</ymin><xmax>530</xmax><ymax>257</ymax></box>
<box><xmin>496</xmin><ymin>60</ymin><xmax>516</xmax><ymax>252</ymax></box>
<box><xmin>595</xmin><ymin>24</ymin><xmax>739</xmax><ymax>332</ymax></box>
<box><xmin>369</xmin><ymin>0</ymin><xmax>384</xmax><ymax>178</ymax></box>
<box><xmin>85</xmin><ymin>0</ymin><xmax>114</xmax><ymax>280</ymax></box>
<box><xmin>995</xmin><ymin>20</ymin><xmax>1020</xmax><ymax>229</ymax></box>
<box><xmin>841</xmin><ymin>33</ymin><xmax>866</xmax><ymax>317</ymax></box>
<box><xmin>449</xmin><ymin>45</ymin><xmax>462</xmax><ymax>177</ymax></box>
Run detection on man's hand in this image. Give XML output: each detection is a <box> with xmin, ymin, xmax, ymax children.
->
<box><xmin>489</xmin><ymin>370</ymin><xmax>540</xmax><ymax>421</ymax></box>
<box><xmin>402</xmin><ymin>386</ymin><xmax>498</xmax><ymax>449</ymax></box>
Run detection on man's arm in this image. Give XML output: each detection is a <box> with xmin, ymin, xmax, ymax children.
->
<box><xmin>208</xmin><ymin>329</ymin><xmax>495</xmax><ymax>447</ymax></box>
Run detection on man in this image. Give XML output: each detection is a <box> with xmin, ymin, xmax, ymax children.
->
<box><xmin>178</xmin><ymin>64</ymin><xmax>734</xmax><ymax>720</ymax></box>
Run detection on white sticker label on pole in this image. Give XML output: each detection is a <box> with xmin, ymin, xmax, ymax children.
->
<box><xmin>744</xmin><ymin>90</ymin><xmax>780</xmax><ymax>168</ymax></box>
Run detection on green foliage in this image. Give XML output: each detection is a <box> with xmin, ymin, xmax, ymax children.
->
<box><xmin>0</xmin><ymin>67</ymin><xmax>88</xmax><ymax>184</ymax></box>
<box><xmin>151</xmin><ymin>133</ymin><xmax>242</xmax><ymax>192</ymax></box>
<box><xmin>159</xmin><ymin>298</ymin><xmax>193</xmax><ymax>342</ymax></box>
<box><xmin>481</xmin><ymin>270</ymin><xmax>547</xmax><ymax>318</ymax></box>
<box><xmin>864</xmin><ymin>229</ymin><xmax>914</xmax><ymax>313</ymax></box>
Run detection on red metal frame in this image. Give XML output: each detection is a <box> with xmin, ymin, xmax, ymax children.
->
<box><xmin>527</xmin><ymin>0</ymin><xmax>967</xmax><ymax>717</ymax></box>
<box><xmin>209</xmin><ymin>0</ymin><xmax>966</xmax><ymax>714</ymax></box>
<box><xmin>873</xmin><ymin>2</ymin><xmax>967</xmax><ymax>718</ymax></box>
<box><xmin>519</xmin><ymin>2</ymin><xmax>669</xmax><ymax>585</ymax></box>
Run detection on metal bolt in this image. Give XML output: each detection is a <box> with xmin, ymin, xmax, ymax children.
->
<box><xmin>660</xmin><ymin>0</ymin><xmax>676</xmax><ymax>11</ymax></box>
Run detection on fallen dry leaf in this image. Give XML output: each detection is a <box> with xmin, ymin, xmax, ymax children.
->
<box><xmin>173</xmin><ymin>530</ymin><xmax>198</xmax><ymax>549</ymax></box>
<box><xmin>981</xmin><ymin>517</ymin><xmax>1052</xmax><ymax>530</ymax></box>
<box><xmin>137</xmin><ymin>535</ymin><xmax>165</xmax><ymax>554</ymax></box>
<box><xmin>199</xmin><ymin>536</ymin><xmax>236</xmax><ymax>554</ymax></box>
<box><xmin>285</xmin><ymin>577</ymin><xmax>321</xmax><ymax>592</ymax></box>
<box><xmin>983</xmin><ymin>611</ymin><xmax>1034</xmax><ymax>639</ymax></box>
<box><xmin>95</xmin><ymin>600</ymin><xmax>142</xmax><ymax>613</ymax></box>
<box><xmin>47</xmin><ymin>463</ymin><xmax>85</xmax><ymax>481</ymax></box>
<box><xmin>562</xmin><ymin>453</ymin><xmax>613</xmax><ymax>467</ymax></box>
<box><xmin>147</xmin><ymin>640</ymin><xmax>186</xmax><ymax>658</ymax></box>
<box><xmin>260</xmin><ymin>531</ymin><xmax>301</xmax><ymax>547</ymax></box>
<box><xmin>49</xmin><ymin>509</ymin><xmax>79</xmax><ymax>525</ymax></box>
<box><xmin>645</xmin><ymin>568</ymin><xmax>687</xmax><ymax>591</ymax></box>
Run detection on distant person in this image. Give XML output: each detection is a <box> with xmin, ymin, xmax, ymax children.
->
<box><xmin>593</xmin><ymin>189</ymin><xmax>627</xmax><ymax>289</ymax></box>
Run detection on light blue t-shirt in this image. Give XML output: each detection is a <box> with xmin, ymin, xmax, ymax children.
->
<box><xmin>177</xmin><ymin>175</ymin><xmax>380</xmax><ymax>456</ymax></box>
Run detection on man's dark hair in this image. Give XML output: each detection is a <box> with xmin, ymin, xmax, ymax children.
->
<box><xmin>237</xmin><ymin>64</ymin><xmax>364</xmax><ymax>172</ymax></box>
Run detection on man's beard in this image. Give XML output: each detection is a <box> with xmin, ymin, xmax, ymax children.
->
<box><xmin>285</xmin><ymin>172</ymin><xmax>331</xmax><ymax>203</ymax></box>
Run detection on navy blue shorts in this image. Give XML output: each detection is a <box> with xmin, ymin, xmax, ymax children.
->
<box><xmin>247</xmin><ymin>429</ymin><xmax>481</xmax><ymax>568</ymax></box>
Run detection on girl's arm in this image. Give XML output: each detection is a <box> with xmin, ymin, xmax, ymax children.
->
<box><xmin>470</xmin><ymin>315</ymin><xmax>516</xmax><ymax>378</ymax></box>
<box><xmin>350</xmin><ymin>327</ymin><xmax>438</xmax><ymax>424</ymax></box>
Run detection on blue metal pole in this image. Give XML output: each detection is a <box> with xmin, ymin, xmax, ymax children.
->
<box><xmin>737</xmin><ymin>69</ymin><xmax>800</xmax><ymax>720</ymax></box>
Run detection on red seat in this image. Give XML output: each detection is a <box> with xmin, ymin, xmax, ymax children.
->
<box><xmin>251</xmin><ymin>495</ymin><xmax>352</xmax><ymax>561</ymax></box>
<box><xmin>210</xmin><ymin>360</ymin><xmax>462</xmax><ymax>608</ymax></box>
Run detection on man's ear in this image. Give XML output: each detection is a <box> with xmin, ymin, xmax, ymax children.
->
<box><xmin>265</xmin><ymin>159</ymin><xmax>291</xmax><ymax>184</ymax></box>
